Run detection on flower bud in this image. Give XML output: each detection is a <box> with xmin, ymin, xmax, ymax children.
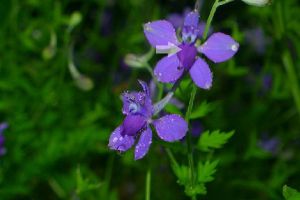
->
<box><xmin>241</xmin><ymin>0</ymin><xmax>271</xmax><ymax>7</ymax></box>
<box><xmin>124</xmin><ymin>54</ymin><xmax>145</xmax><ymax>68</ymax></box>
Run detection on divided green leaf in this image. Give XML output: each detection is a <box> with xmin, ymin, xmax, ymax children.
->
<box><xmin>190</xmin><ymin>101</ymin><xmax>216</xmax><ymax>119</ymax></box>
<box><xmin>197</xmin><ymin>130</ymin><xmax>234</xmax><ymax>152</ymax></box>
<box><xmin>198</xmin><ymin>160</ymin><xmax>219</xmax><ymax>183</ymax></box>
<box><xmin>172</xmin><ymin>165</ymin><xmax>189</xmax><ymax>186</ymax></box>
<box><xmin>283</xmin><ymin>185</ymin><xmax>300</xmax><ymax>200</ymax></box>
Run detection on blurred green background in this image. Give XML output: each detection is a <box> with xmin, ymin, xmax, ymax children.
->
<box><xmin>0</xmin><ymin>0</ymin><xmax>300</xmax><ymax>199</ymax></box>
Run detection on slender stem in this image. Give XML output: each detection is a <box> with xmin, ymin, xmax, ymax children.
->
<box><xmin>282</xmin><ymin>51</ymin><xmax>300</xmax><ymax>117</ymax></box>
<box><xmin>145</xmin><ymin>62</ymin><xmax>164</xmax><ymax>101</ymax></box>
<box><xmin>185</xmin><ymin>85</ymin><xmax>197</xmax><ymax>190</ymax></box>
<box><xmin>185</xmin><ymin>85</ymin><xmax>197</xmax><ymax>122</ymax></box>
<box><xmin>203</xmin><ymin>0</ymin><xmax>219</xmax><ymax>40</ymax></box>
<box><xmin>145</xmin><ymin>63</ymin><xmax>158</xmax><ymax>85</ymax></box>
<box><xmin>165</xmin><ymin>148</ymin><xmax>179</xmax><ymax>168</ymax></box>
<box><xmin>218</xmin><ymin>0</ymin><xmax>234</xmax><ymax>6</ymax></box>
<box><xmin>145</xmin><ymin>168</ymin><xmax>151</xmax><ymax>200</ymax></box>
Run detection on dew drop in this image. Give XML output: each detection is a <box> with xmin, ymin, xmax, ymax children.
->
<box><xmin>112</xmin><ymin>137</ymin><xmax>118</xmax><ymax>143</ymax></box>
<box><xmin>231</xmin><ymin>44</ymin><xmax>238</xmax><ymax>52</ymax></box>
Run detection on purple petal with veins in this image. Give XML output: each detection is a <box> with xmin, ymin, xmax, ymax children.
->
<box><xmin>199</xmin><ymin>32</ymin><xmax>239</xmax><ymax>63</ymax></box>
<box><xmin>154</xmin><ymin>55</ymin><xmax>183</xmax><ymax>83</ymax></box>
<box><xmin>177</xmin><ymin>44</ymin><xmax>197</xmax><ymax>69</ymax></box>
<box><xmin>134</xmin><ymin>126</ymin><xmax>152</xmax><ymax>160</ymax></box>
<box><xmin>167</xmin><ymin>14</ymin><xmax>184</xmax><ymax>29</ymax></box>
<box><xmin>138</xmin><ymin>80</ymin><xmax>150</xmax><ymax>96</ymax></box>
<box><xmin>109</xmin><ymin>126</ymin><xmax>135</xmax><ymax>152</ymax></box>
<box><xmin>153</xmin><ymin>114</ymin><xmax>188</xmax><ymax>142</ymax></box>
<box><xmin>143</xmin><ymin>20</ymin><xmax>179</xmax><ymax>48</ymax></box>
<box><xmin>189</xmin><ymin>58</ymin><xmax>213</xmax><ymax>89</ymax></box>
<box><xmin>184</xmin><ymin>11</ymin><xmax>199</xmax><ymax>28</ymax></box>
<box><xmin>121</xmin><ymin>115</ymin><xmax>146</xmax><ymax>136</ymax></box>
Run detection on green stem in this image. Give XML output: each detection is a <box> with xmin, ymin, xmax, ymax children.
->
<box><xmin>282</xmin><ymin>51</ymin><xmax>300</xmax><ymax>116</ymax></box>
<box><xmin>145</xmin><ymin>62</ymin><xmax>164</xmax><ymax>101</ymax></box>
<box><xmin>145</xmin><ymin>168</ymin><xmax>151</xmax><ymax>200</ymax></box>
<box><xmin>185</xmin><ymin>85</ymin><xmax>198</xmax><ymax>190</ymax></box>
<box><xmin>165</xmin><ymin>148</ymin><xmax>179</xmax><ymax>168</ymax></box>
<box><xmin>203</xmin><ymin>0</ymin><xmax>219</xmax><ymax>40</ymax></box>
<box><xmin>203</xmin><ymin>0</ymin><xmax>234</xmax><ymax>40</ymax></box>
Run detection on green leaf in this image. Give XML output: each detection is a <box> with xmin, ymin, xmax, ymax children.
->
<box><xmin>283</xmin><ymin>185</ymin><xmax>300</xmax><ymax>200</ymax></box>
<box><xmin>190</xmin><ymin>101</ymin><xmax>216</xmax><ymax>119</ymax></box>
<box><xmin>197</xmin><ymin>130</ymin><xmax>235</xmax><ymax>152</ymax></box>
<box><xmin>185</xmin><ymin>183</ymin><xmax>207</xmax><ymax>196</ymax></box>
<box><xmin>76</xmin><ymin>167</ymin><xmax>101</xmax><ymax>195</ymax></box>
<box><xmin>164</xmin><ymin>104</ymin><xmax>182</xmax><ymax>115</ymax></box>
<box><xmin>172</xmin><ymin>165</ymin><xmax>190</xmax><ymax>186</ymax></box>
<box><xmin>198</xmin><ymin>160</ymin><xmax>219</xmax><ymax>183</ymax></box>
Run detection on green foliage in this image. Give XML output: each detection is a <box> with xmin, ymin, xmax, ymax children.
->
<box><xmin>0</xmin><ymin>0</ymin><xmax>300</xmax><ymax>199</ymax></box>
<box><xmin>283</xmin><ymin>185</ymin><xmax>300</xmax><ymax>200</ymax></box>
<box><xmin>198</xmin><ymin>160</ymin><xmax>219</xmax><ymax>183</ymax></box>
<box><xmin>76</xmin><ymin>167</ymin><xmax>101</xmax><ymax>195</ymax></box>
<box><xmin>172</xmin><ymin>160</ymin><xmax>219</xmax><ymax>197</ymax></box>
<box><xmin>172</xmin><ymin>165</ymin><xmax>190</xmax><ymax>186</ymax></box>
<box><xmin>190</xmin><ymin>101</ymin><xmax>216</xmax><ymax>119</ymax></box>
<box><xmin>197</xmin><ymin>130</ymin><xmax>235</xmax><ymax>152</ymax></box>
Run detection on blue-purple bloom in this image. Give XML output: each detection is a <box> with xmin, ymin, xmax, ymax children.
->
<box><xmin>262</xmin><ymin>74</ymin><xmax>272</xmax><ymax>92</ymax></box>
<box><xmin>144</xmin><ymin>10</ymin><xmax>239</xmax><ymax>89</ymax></box>
<box><xmin>245</xmin><ymin>28</ymin><xmax>268</xmax><ymax>55</ymax></box>
<box><xmin>190</xmin><ymin>120</ymin><xmax>203</xmax><ymax>137</ymax></box>
<box><xmin>108</xmin><ymin>81</ymin><xmax>188</xmax><ymax>160</ymax></box>
<box><xmin>258</xmin><ymin>134</ymin><xmax>280</xmax><ymax>155</ymax></box>
<box><xmin>167</xmin><ymin>8</ymin><xmax>206</xmax><ymax>37</ymax></box>
<box><xmin>0</xmin><ymin>122</ymin><xmax>8</xmax><ymax>156</ymax></box>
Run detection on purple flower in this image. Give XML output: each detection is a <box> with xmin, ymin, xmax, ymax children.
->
<box><xmin>108</xmin><ymin>81</ymin><xmax>188</xmax><ymax>160</ymax></box>
<box><xmin>245</xmin><ymin>28</ymin><xmax>268</xmax><ymax>55</ymax></box>
<box><xmin>144</xmin><ymin>10</ymin><xmax>239</xmax><ymax>89</ymax></box>
<box><xmin>262</xmin><ymin>74</ymin><xmax>272</xmax><ymax>92</ymax></box>
<box><xmin>258</xmin><ymin>134</ymin><xmax>280</xmax><ymax>155</ymax></box>
<box><xmin>167</xmin><ymin>8</ymin><xmax>192</xmax><ymax>29</ymax></box>
<box><xmin>0</xmin><ymin>122</ymin><xmax>8</xmax><ymax>156</ymax></box>
<box><xmin>190</xmin><ymin>120</ymin><xmax>203</xmax><ymax>137</ymax></box>
<box><xmin>167</xmin><ymin>8</ymin><xmax>207</xmax><ymax>37</ymax></box>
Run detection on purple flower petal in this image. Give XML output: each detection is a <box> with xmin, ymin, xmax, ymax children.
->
<box><xmin>122</xmin><ymin>90</ymin><xmax>152</xmax><ymax>117</ymax></box>
<box><xmin>121</xmin><ymin>115</ymin><xmax>146</xmax><ymax>136</ymax></box>
<box><xmin>0</xmin><ymin>123</ymin><xmax>8</xmax><ymax>134</ymax></box>
<box><xmin>184</xmin><ymin>11</ymin><xmax>199</xmax><ymax>28</ymax></box>
<box><xmin>153</xmin><ymin>114</ymin><xmax>188</xmax><ymax>142</ymax></box>
<box><xmin>108</xmin><ymin>126</ymin><xmax>135</xmax><ymax>152</ymax></box>
<box><xmin>189</xmin><ymin>58</ymin><xmax>213</xmax><ymax>89</ymax></box>
<box><xmin>154</xmin><ymin>55</ymin><xmax>183</xmax><ymax>83</ymax></box>
<box><xmin>0</xmin><ymin>147</ymin><xmax>6</xmax><ymax>156</ymax></box>
<box><xmin>143</xmin><ymin>20</ymin><xmax>179</xmax><ymax>48</ymax></box>
<box><xmin>177</xmin><ymin>44</ymin><xmax>197</xmax><ymax>69</ymax></box>
<box><xmin>197</xmin><ymin>22</ymin><xmax>206</xmax><ymax>38</ymax></box>
<box><xmin>138</xmin><ymin>80</ymin><xmax>150</xmax><ymax>96</ymax></box>
<box><xmin>199</xmin><ymin>32</ymin><xmax>239</xmax><ymax>63</ymax></box>
<box><xmin>134</xmin><ymin>126</ymin><xmax>152</xmax><ymax>160</ymax></box>
<box><xmin>167</xmin><ymin>14</ymin><xmax>184</xmax><ymax>29</ymax></box>
<box><xmin>0</xmin><ymin>135</ymin><xmax>5</xmax><ymax>146</ymax></box>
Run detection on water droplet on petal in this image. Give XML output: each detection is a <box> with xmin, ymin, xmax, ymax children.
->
<box><xmin>231</xmin><ymin>44</ymin><xmax>238</xmax><ymax>51</ymax></box>
<box><xmin>112</xmin><ymin>137</ymin><xmax>118</xmax><ymax>143</ymax></box>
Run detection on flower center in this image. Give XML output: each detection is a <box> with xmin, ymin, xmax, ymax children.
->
<box><xmin>129</xmin><ymin>103</ymin><xmax>139</xmax><ymax>114</ymax></box>
<box><xmin>182</xmin><ymin>26</ymin><xmax>198</xmax><ymax>44</ymax></box>
<box><xmin>177</xmin><ymin>44</ymin><xmax>197</xmax><ymax>70</ymax></box>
